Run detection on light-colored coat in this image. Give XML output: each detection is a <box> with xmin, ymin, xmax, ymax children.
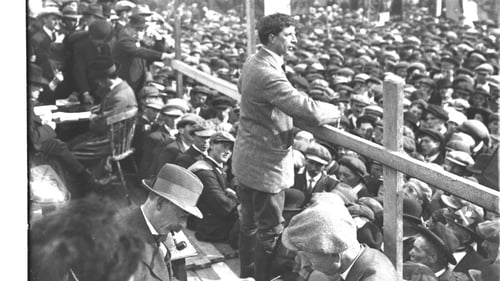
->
<box><xmin>232</xmin><ymin>48</ymin><xmax>339</xmax><ymax>193</ymax></box>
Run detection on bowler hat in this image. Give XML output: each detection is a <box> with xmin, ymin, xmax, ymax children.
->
<box><xmin>89</xmin><ymin>19</ymin><xmax>112</xmax><ymax>40</ymax></box>
<box><xmin>142</xmin><ymin>163</ymin><xmax>203</xmax><ymax>218</ymax></box>
<box><xmin>415</xmin><ymin>223</ymin><xmax>459</xmax><ymax>265</ymax></box>
<box><xmin>89</xmin><ymin>56</ymin><xmax>116</xmax><ymax>79</ymax></box>
<box><xmin>82</xmin><ymin>3</ymin><xmax>105</xmax><ymax>19</ymax></box>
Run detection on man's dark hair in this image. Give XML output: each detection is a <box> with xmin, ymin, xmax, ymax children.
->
<box><xmin>29</xmin><ymin>195</ymin><xmax>144</xmax><ymax>281</ymax></box>
<box><xmin>257</xmin><ymin>13</ymin><xmax>296</xmax><ymax>45</ymax></box>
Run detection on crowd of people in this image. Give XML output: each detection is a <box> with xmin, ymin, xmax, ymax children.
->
<box><xmin>28</xmin><ymin>0</ymin><xmax>499</xmax><ymax>281</ymax></box>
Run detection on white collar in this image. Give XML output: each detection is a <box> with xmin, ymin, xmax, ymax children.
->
<box><xmin>340</xmin><ymin>244</ymin><xmax>364</xmax><ymax>280</ymax></box>
<box><xmin>109</xmin><ymin>78</ymin><xmax>123</xmax><ymax>90</ymax></box>
<box><xmin>140</xmin><ymin>205</ymin><xmax>159</xmax><ymax>235</ymax></box>
<box><xmin>206</xmin><ymin>155</ymin><xmax>224</xmax><ymax>170</ymax></box>
<box><xmin>43</xmin><ymin>26</ymin><xmax>55</xmax><ymax>39</ymax></box>
<box><xmin>425</xmin><ymin>152</ymin><xmax>440</xmax><ymax>163</ymax></box>
<box><xmin>305</xmin><ymin>171</ymin><xmax>322</xmax><ymax>184</ymax></box>
<box><xmin>435</xmin><ymin>268</ymin><xmax>446</xmax><ymax>277</ymax></box>
<box><xmin>262</xmin><ymin>46</ymin><xmax>284</xmax><ymax>68</ymax></box>
<box><xmin>192</xmin><ymin>144</ymin><xmax>208</xmax><ymax>156</ymax></box>
<box><xmin>352</xmin><ymin>182</ymin><xmax>364</xmax><ymax>194</ymax></box>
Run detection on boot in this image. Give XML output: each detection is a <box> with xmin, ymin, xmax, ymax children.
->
<box><xmin>238</xmin><ymin>232</ymin><xmax>256</xmax><ymax>278</ymax></box>
<box><xmin>254</xmin><ymin>240</ymin><xmax>275</xmax><ymax>281</ymax></box>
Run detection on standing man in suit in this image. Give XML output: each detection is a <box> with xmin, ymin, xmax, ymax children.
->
<box><xmin>112</xmin><ymin>14</ymin><xmax>173</xmax><ymax>94</ymax></box>
<box><xmin>292</xmin><ymin>142</ymin><xmax>337</xmax><ymax>206</ymax></box>
<box><xmin>282</xmin><ymin>193</ymin><xmax>397</xmax><ymax>281</ymax></box>
<box><xmin>232</xmin><ymin>13</ymin><xmax>340</xmax><ymax>280</ymax></box>
<box><xmin>119</xmin><ymin>163</ymin><xmax>203</xmax><ymax>281</ymax></box>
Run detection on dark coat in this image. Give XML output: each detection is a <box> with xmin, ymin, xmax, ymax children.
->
<box><xmin>175</xmin><ymin>146</ymin><xmax>206</xmax><ymax>169</ymax></box>
<box><xmin>139</xmin><ymin>126</ymin><xmax>175</xmax><ymax>179</ymax></box>
<box><xmin>189</xmin><ymin>158</ymin><xmax>238</xmax><ymax>242</ymax></box>
<box><xmin>30</xmin><ymin>28</ymin><xmax>54</xmax><ymax>80</ymax></box>
<box><xmin>118</xmin><ymin>208</ymin><xmax>173</xmax><ymax>281</ymax></box>
<box><xmin>292</xmin><ymin>170</ymin><xmax>339</xmax><ymax>206</ymax></box>
<box><xmin>344</xmin><ymin>246</ymin><xmax>398</xmax><ymax>281</ymax></box>
<box><xmin>151</xmin><ymin>136</ymin><xmax>187</xmax><ymax>177</ymax></box>
<box><xmin>452</xmin><ymin>246</ymin><xmax>489</xmax><ymax>274</ymax></box>
<box><xmin>71</xmin><ymin>32</ymin><xmax>111</xmax><ymax>96</ymax></box>
<box><xmin>112</xmin><ymin>28</ymin><xmax>163</xmax><ymax>93</ymax></box>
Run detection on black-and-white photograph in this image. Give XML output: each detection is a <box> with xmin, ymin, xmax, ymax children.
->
<box><xmin>25</xmin><ymin>0</ymin><xmax>499</xmax><ymax>280</ymax></box>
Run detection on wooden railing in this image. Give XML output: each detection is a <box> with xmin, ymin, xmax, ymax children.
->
<box><xmin>170</xmin><ymin>59</ymin><xmax>500</xmax><ymax>278</ymax></box>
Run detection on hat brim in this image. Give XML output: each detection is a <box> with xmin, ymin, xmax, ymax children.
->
<box><xmin>415</xmin><ymin>225</ymin><xmax>457</xmax><ymax>265</ymax></box>
<box><xmin>142</xmin><ymin>179</ymin><xmax>203</xmax><ymax>219</ymax></box>
<box><xmin>440</xmin><ymin>195</ymin><xmax>462</xmax><ymax>209</ymax></box>
<box><xmin>193</xmin><ymin>129</ymin><xmax>215</xmax><ymax>138</ymax></box>
<box><xmin>305</xmin><ymin>155</ymin><xmax>329</xmax><ymax>165</ymax></box>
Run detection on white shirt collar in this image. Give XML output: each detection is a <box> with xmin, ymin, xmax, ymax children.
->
<box><xmin>206</xmin><ymin>155</ymin><xmax>224</xmax><ymax>170</ymax></box>
<box><xmin>140</xmin><ymin>205</ymin><xmax>168</xmax><ymax>258</ymax></box>
<box><xmin>352</xmin><ymin>182</ymin><xmax>364</xmax><ymax>194</ymax></box>
<box><xmin>435</xmin><ymin>268</ymin><xmax>446</xmax><ymax>277</ymax></box>
<box><xmin>340</xmin><ymin>244</ymin><xmax>364</xmax><ymax>280</ymax></box>
<box><xmin>109</xmin><ymin>78</ymin><xmax>123</xmax><ymax>90</ymax></box>
<box><xmin>262</xmin><ymin>46</ymin><xmax>284</xmax><ymax>68</ymax></box>
<box><xmin>43</xmin><ymin>26</ymin><xmax>54</xmax><ymax>39</ymax></box>
<box><xmin>305</xmin><ymin>171</ymin><xmax>322</xmax><ymax>188</ymax></box>
<box><xmin>192</xmin><ymin>144</ymin><xmax>208</xmax><ymax>156</ymax></box>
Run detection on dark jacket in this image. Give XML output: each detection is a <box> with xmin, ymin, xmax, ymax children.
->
<box><xmin>292</xmin><ymin>171</ymin><xmax>339</xmax><ymax>206</ymax></box>
<box><xmin>139</xmin><ymin>126</ymin><xmax>175</xmax><ymax>179</ymax></box>
<box><xmin>175</xmin><ymin>146</ymin><xmax>206</xmax><ymax>169</ymax></box>
<box><xmin>189</xmin><ymin>158</ymin><xmax>238</xmax><ymax>242</ymax></box>
<box><xmin>112</xmin><ymin>27</ymin><xmax>163</xmax><ymax>93</ymax></box>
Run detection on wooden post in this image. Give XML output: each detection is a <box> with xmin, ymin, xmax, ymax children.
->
<box><xmin>246</xmin><ymin>0</ymin><xmax>256</xmax><ymax>57</ymax></box>
<box><xmin>174</xmin><ymin>0</ymin><xmax>183</xmax><ymax>98</ymax></box>
<box><xmin>382</xmin><ymin>76</ymin><xmax>405</xmax><ymax>279</ymax></box>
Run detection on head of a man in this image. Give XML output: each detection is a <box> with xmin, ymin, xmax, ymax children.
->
<box><xmin>191</xmin><ymin>121</ymin><xmax>215</xmax><ymax>152</ymax></box>
<box><xmin>89</xmin><ymin>56</ymin><xmax>118</xmax><ymax>91</ymax></box>
<box><xmin>304</xmin><ymin>143</ymin><xmax>331</xmax><ymax>178</ymax></box>
<box><xmin>142</xmin><ymin>164</ymin><xmax>203</xmax><ymax>234</ymax></box>
<box><xmin>257</xmin><ymin>13</ymin><xmax>297</xmax><ymax>57</ymax></box>
<box><xmin>282</xmin><ymin>193</ymin><xmax>360</xmax><ymax>276</ymax></box>
<box><xmin>208</xmin><ymin>131</ymin><xmax>235</xmax><ymax>164</ymax></box>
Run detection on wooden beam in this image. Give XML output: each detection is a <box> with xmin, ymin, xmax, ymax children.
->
<box><xmin>170</xmin><ymin>61</ymin><xmax>500</xmax><ymax>213</ymax></box>
<box><xmin>246</xmin><ymin>0</ymin><xmax>256</xmax><ymax>56</ymax></box>
<box><xmin>171</xmin><ymin>60</ymin><xmax>240</xmax><ymax>102</ymax></box>
<box><xmin>296</xmin><ymin>122</ymin><xmax>500</xmax><ymax>212</ymax></box>
<box><xmin>382</xmin><ymin>76</ymin><xmax>405</xmax><ymax>278</ymax></box>
<box><xmin>174</xmin><ymin>0</ymin><xmax>183</xmax><ymax>98</ymax></box>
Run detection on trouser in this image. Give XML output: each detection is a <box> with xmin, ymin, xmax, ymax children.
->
<box><xmin>237</xmin><ymin>184</ymin><xmax>285</xmax><ymax>281</ymax></box>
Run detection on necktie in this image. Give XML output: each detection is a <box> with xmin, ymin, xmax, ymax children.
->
<box><xmin>308</xmin><ymin>178</ymin><xmax>315</xmax><ymax>192</ymax></box>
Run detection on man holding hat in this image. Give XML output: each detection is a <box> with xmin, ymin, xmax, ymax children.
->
<box><xmin>119</xmin><ymin>163</ymin><xmax>203</xmax><ymax>281</ymax></box>
<box><xmin>282</xmin><ymin>193</ymin><xmax>397</xmax><ymax>281</ymax></box>
<box><xmin>188</xmin><ymin>131</ymin><xmax>239</xmax><ymax>243</ymax></box>
<box><xmin>113</xmin><ymin>14</ymin><xmax>174</xmax><ymax>93</ymax></box>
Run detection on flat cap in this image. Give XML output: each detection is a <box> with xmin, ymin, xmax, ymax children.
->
<box><xmin>304</xmin><ymin>143</ymin><xmax>332</xmax><ymax>165</ymax></box>
<box><xmin>282</xmin><ymin>193</ymin><xmax>357</xmax><ymax>254</ymax></box>
<box><xmin>446</xmin><ymin>150</ymin><xmax>475</xmax><ymax>167</ymax></box>
<box><xmin>426</xmin><ymin>104</ymin><xmax>449</xmax><ymax>121</ymax></box>
<box><xmin>209</xmin><ymin>131</ymin><xmax>235</xmax><ymax>143</ymax></box>
<box><xmin>338</xmin><ymin>156</ymin><xmax>367</xmax><ymax>178</ymax></box>
<box><xmin>475</xmin><ymin>63</ymin><xmax>494</xmax><ymax>74</ymax></box>
<box><xmin>419</xmin><ymin>128</ymin><xmax>445</xmax><ymax>143</ymax></box>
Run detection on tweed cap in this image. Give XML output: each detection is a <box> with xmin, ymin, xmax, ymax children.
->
<box><xmin>445</xmin><ymin>140</ymin><xmax>472</xmax><ymax>154</ymax></box>
<box><xmin>305</xmin><ymin>143</ymin><xmax>332</xmax><ymax>165</ymax></box>
<box><xmin>350</xmin><ymin>94</ymin><xmax>371</xmax><ymax>106</ymax></box>
<box><xmin>338</xmin><ymin>156</ymin><xmax>368</xmax><ymax>178</ymax></box>
<box><xmin>191</xmin><ymin>121</ymin><xmax>216</xmax><ymax>137</ymax></box>
<box><xmin>447</xmin><ymin>109</ymin><xmax>467</xmax><ymax>126</ymax></box>
<box><xmin>138</xmin><ymin>85</ymin><xmax>162</xmax><ymax>100</ymax></box>
<box><xmin>348</xmin><ymin>203</ymin><xmax>375</xmax><ymax>221</ymax></box>
<box><xmin>458</xmin><ymin>120</ymin><xmax>490</xmax><ymax>142</ymax></box>
<box><xmin>211</xmin><ymin>95</ymin><xmax>235</xmax><ymax>110</ymax></box>
<box><xmin>176</xmin><ymin>113</ymin><xmax>204</xmax><ymax>129</ymax></box>
<box><xmin>476</xmin><ymin>219</ymin><xmax>500</xmax><ymax>241</ymax></box>
<box><xmin>474</xmin><ymin>63</ymin><xmax>494</xmax><ymax>74</ymax></box>
<box><xmin>282</xmin><ymin>193</ymin><xmax>357</xmax><ymax>254</ymax></box>
<box><xmin>406</xmin><ymin>178</ymin><xmax>432</xmax><ymax>203</ymax></box>
<box><xmin>446</xmin><ymin>151</ymin><xmax>474</xmax><ymax>167</ymax></box>
<box><xmin>210</xmin><ymin>131</ymin><xmax>235</xmax><ymax>143</ymax></box>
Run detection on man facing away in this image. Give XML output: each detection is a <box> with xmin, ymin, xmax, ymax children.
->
<box><xmin>232</xmin><ymin>13</ymin><xmax>340</xmax><ymax>280</ymax></box>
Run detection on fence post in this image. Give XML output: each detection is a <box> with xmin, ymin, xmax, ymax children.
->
<box><xmin>246</xmin><ymin>0</ymin><xmax>256</xmax><ymax>57</ymax></box>
<box><xmin>382</xmin><ymin>76</ymin><xmax>405</xmax><ymax>279</ymax></box>
<box><xmin>174</xmin><ymin>0</ymin><xmax>183</xmax><ymax>98</ymax></box>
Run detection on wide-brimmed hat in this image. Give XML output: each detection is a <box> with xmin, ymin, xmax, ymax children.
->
<box><xmin>415</xmin><ymin>222</ymin><xmax>459</xmax><ymax>265</ymax></box>
<box><xmin>141</xmin><ymin>163</ymin><xmax>203</xmax><ymax>218</ymax></box>
<box><xmin>82</xmin><ymin>3</ymin><xmax>105</xmax><ymax>19</ymax></box>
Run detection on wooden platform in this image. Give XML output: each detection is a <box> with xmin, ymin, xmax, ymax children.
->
<box><xmin>183</xmin><ymin>229</ymin><xmax>241</xmax><ymax>280</ymax></box>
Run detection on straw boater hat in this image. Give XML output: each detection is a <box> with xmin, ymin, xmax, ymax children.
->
<box><xmin>142</xmin><ymin>163</ymin><xmax>203</xmax><ymax>218</ymax></box>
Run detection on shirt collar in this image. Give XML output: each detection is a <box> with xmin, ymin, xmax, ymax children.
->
<box><xmin>305</xmin><ymin>171</ymin><xmax>322</xmax><ymax>183</ymax></box>
<box><xmin>192</xmin><ymin>144</ymin><xmax>207</xmax><ymax>156</ymax></box>
<box><xmin>435</xmin><ymin>268</ymin><xmax>446</xmax><ymax>277</ymax></box>
<box><xmin>262</xmin><ymin>46</ymin><xmax>284</xmax><ymax>68</ymax></box>
<box><xmin>340</xmin><ymin>244</ymin><xmax>364</xmax><ymax>280</ymax></box>
<box><xmin>352</xmin><ymin>182</ymin><xmax>364</xmax><ymax>194</ymax></box>
<box><xmin>140</xmin><ymin>205</ymin><xmax>159</xmax><ymax>236</ymax></box>
<box><xmin>109</xmin><ymin>78</ymin><xmax>123</xmax><ymax>90</ymax></box>
<box><xmin>43</xmin><ymin>26</ymin><xmax>54</xmax><ymax>39</ymax></box>
<box><xmin>206</xmin><ymin>156</ymin><xmax>224</xmax><ymax>170</ymax></box>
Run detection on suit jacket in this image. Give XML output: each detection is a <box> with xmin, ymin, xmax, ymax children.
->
<box><xmin>119</xmin><ymin>208</ymin><xmax>172</xmax><ymax>281</ymax></box>
<box><xmin>452</xmin><ymin>246</ymin><xmax>489</xmax><ymax>274</ymax></box>
<box><xmin>175</xmin><ymin>146</ymin><xmax>206</xmax><ymax>169</ymax></box>
<box><xmin>89</xmin><ymin>80</ymin><xmax>138</xmax><ymax>135</ymax></box>
<box><xmin>30</xmin><ymin>28</ymin><xmax>54</xmax><ymax>80</ymax></box>
<box><xmin>71</xmin><ymin>32</ymin><xmax>111</xmax><ymax>96</ymax></box>
<box><xmin>112</xmin><ymin>28</ymin><xmax>163</xmax><ymax>93</ymax></box>
<box><xmin>152</xmin><ymin>137</ymin><xmax>187</xmax><ymax>174</ymax></box>
<box><xmin>232</xmin><ymin>48</ymin><xmax>340</xmax><ymax>193</ymax></box>
<box><xmin>344</xmin><ymin>246</ymin><xmax>398</xmax><ymax>281</ymax></box>
<box><xmin>139</xmin><ymin>126</ymin><xmax>175</xmax><ymax>179</ymax></box>
<box><xmin>189</xmin><ymin>158</ymin><xmax>238</xmax><ymax>241</ymax></box>
<box><xmin>292</xmin><ymin>171</ymin><xmax>338</xmax><ymax>206</ymax></box>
